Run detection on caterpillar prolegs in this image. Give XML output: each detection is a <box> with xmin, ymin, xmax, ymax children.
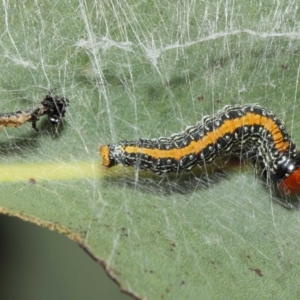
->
<box><xmin>99</xmin><ymin>104</ymin><xmax>300</xmax><ymax>195</ymax></box>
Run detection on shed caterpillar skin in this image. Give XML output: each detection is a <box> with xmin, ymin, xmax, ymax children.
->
<box><xmin>99</xmin><ymin>104</ymin><xmax>300</xmax><ymax>195</ymax></box>
<box><xmin>0</xmin><ymin>92</ymin><xmax>69</xmax><ymax>132</ymax></box>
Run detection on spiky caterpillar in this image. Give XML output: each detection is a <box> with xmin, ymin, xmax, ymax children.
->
<box><xmin>0</xmin><ymin>92</ymin><xmax>69</xmax><ymax>131</ymax></box>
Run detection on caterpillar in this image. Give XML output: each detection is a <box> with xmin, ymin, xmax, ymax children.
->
<box><xmin>0</xmin><ymin>92</ymin><xmax>69</xmax><ymax>132</ymax></box>
<box><xmin>99</xmin><ymin>104</ymin><xmax>300</xmax><ymax>195</ymax></box>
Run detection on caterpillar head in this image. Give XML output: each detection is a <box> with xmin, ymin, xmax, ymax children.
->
<box><xmin>99</xmin><ymin>145</ymin><xmax>118</xmax><ymax>168</ymax></box>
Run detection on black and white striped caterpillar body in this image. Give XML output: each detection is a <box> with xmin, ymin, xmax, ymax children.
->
<box><xmin>100</xmin><ymin>104</ymin><xmax>300</xmax><ymax>195</ymax></box>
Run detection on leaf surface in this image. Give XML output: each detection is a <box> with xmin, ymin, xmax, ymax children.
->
<box><xmin>1</xmin><ymin>1</ymin><xmax>300</xmax><ymax>299</ymax></box>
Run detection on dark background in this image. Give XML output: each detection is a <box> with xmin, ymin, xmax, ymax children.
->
<box><xmin>0</xmin><ymin>215</ymin><xmax>132</xmax><ymax>300</ymax></box>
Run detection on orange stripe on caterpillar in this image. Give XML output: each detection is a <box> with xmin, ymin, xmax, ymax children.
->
<box><xmin>110</xmin><ymin>113</ymin><xmax>289</xmax><ymax>160</ymax></box>
<box><xmin>99</xmin><ymin>104</ymin><xmax>300</xmax><ymax>195</ymax></box>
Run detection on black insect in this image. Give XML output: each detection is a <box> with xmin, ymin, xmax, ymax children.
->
<box><xmin>0</xmin><ymin>91</ymin><xmax>69</xmax><ymax>132</ymax></box>
<box><xmin>31</xmin><ymin>92</ymin><xmax>69</xmax><ymax>131</ymax></box>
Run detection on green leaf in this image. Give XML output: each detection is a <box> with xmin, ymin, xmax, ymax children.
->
<box><xmin>1</xmin><ymin>1</ymin><xmax>300</xmax><ymax>299</ymax></box>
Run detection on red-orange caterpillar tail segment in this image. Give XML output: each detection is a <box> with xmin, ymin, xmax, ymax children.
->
<box><xmin>278</xmin><ymin>168</ymin><xmax>300</xmax><ymax>195</ymax></box>
<box><xmin>276</xmin><ymin>153</ymin><xmax>300</xmax><ymax>195</ymax></box>
<box><xmin>99</xmin><ymin>104</ymin><xmax>300</xmax><ymax>195</ymax></box>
